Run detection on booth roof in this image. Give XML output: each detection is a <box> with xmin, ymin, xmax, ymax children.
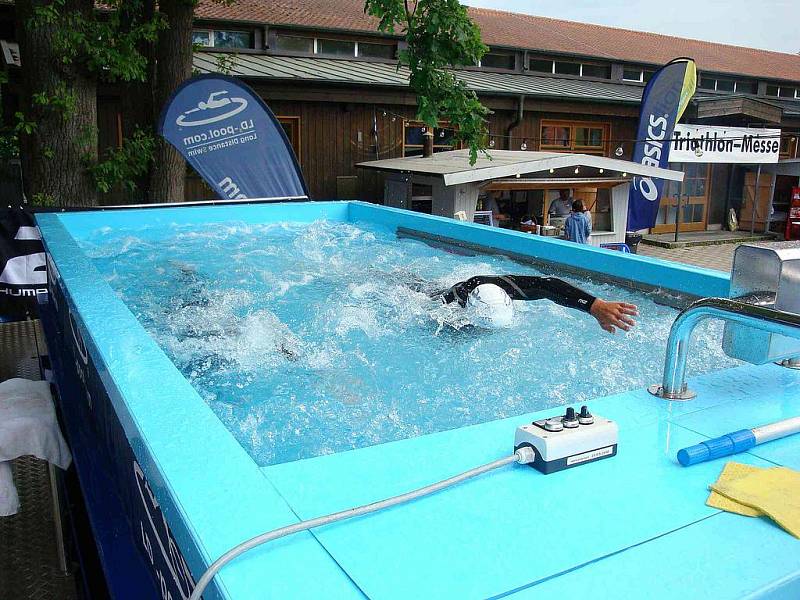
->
<box><xmin>357</xmin><ymin>149</ymin><xmax>685</xmax><ymax>187</ymax></box>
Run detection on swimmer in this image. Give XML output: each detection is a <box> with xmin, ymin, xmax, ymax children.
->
<box><xmin>437</xmin><ymin>275</ymin><xmax>638</xmax><ymax>333</ymax></box>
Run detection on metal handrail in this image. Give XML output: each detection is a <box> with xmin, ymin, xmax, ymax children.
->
<box><xmin>648</xmin><ymin>297</ymin><xmax>800</xmax><ymax>400</ymax></box>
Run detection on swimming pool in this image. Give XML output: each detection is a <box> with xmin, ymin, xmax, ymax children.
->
<box><xmin>36</xmin><ymin>201</ymin><xmax>800</xmax><ymax>600</ymax></box>
<box><xmin>80</xmin><ymin>218</ymin><xmax>737</xmax><ymax>466</ymax></box>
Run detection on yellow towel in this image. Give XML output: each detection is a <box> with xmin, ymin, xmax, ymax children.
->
<box><xmin>706</xmin><ymin>462</ymin><xmax>762</xmax><ymax>517</ymax></box>
<box><xmin>709</xmin><ymin>463</ymin><xmax>800</xmax><ymax>539</ymax></box>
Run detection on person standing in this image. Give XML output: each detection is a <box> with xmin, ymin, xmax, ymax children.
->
<box><xmin>549</xmin><ymin>189</ymin><xmax>574</xmax><ymax>218</ymax></box>
<box><xmin>564</xmin><ymin>199</ymin><xmax>592</xmax><ymax>244</ymax></box>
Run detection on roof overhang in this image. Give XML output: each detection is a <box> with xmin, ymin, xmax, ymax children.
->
<box><xmin>694</xmin><ymin>95</ymin><xmax>784</xmax><ymax>124</ymax></box>
<box><xmin>757</xmin><ymin>158</ymin><xmax>800</xmax><ymax>176</ymax></box>
<box><xmin>357</xmin><ymin>149</ymin><xmax>684</xmax><ymax>186</ymax></box>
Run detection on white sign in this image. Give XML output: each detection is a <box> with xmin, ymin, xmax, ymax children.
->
<box><xmin>670</xmin><ymin>124</ymin><xmax>780</xmax><ymax>164</ymax></box>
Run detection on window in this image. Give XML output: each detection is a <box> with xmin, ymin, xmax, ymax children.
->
<box><xmin>192</xmin><ymin>30</ymin><xmax>213</xmax><ymax>47</ymax></box>
<box><xmin>317</xmin><ymin>38</ymin><xmax>356</xmax><ymax>57</ymax></box>
<box><xmin>699</xmin><ymin>76</ymin><xmax>757</xmax><ymax>94</ymax></box>
<box><xmin>358</xmin><ymin>41</ymin><xmax>396</xmax><ymax>59</ymax></box>
<box><xmin>214</xmin><ymin>31</ymin><xmax>253</xmax><ymax>49</ymax></box>
<box><xmin>541</xmin><ymin>125</ymin><xmax>570</xmax><ymax>148</ymax></box>
<box><xmin>403</xmin><ymin>121</ymin><xmax>458</xmax><ymax>157</ymax></box>
<box><xmin>277</xmin><ymin>116</ymin><xmax>301</xmax><ymax>162</ymax></box>
<box><xmin>766</xmin><ymin>84</ymin><xmax>799</xmax><ymax>98</ymax></box>
<box><xmin>698</xmin><ymin>77</ymin><xmax>716</xmax><ymax>91</ymax></box>
<box><xmin>529</xmin><ymin>58</ymin><xmax>610</xmax><ymax>78</ymax></box>
<box><xmin>540</xmin><ymin>120</ymin><xmax>609</xmax><ymax>155</ymax></box>
<box><xmin>622</xmin><ymin>67</ymin><xmax>643</xmax><ymax>82</ymax></box>
<box><xmin>529</xmin><ymin>58</ymin><xmax>554</xmax><ymax>74</ymax></box>
<box><xmin>554</xmin><ymin>61</ymin><xmax>581</xmax><ymax>76</ymax></box>
<box><xmin>192</xmin><ymin>29</ymin><xmax>253</xmax><ymax>49</ymax></box>
<box><xmin>580</xmin><ymin>63</ymin><xmax>611</xmax><ymax>79</ymax></box>
<box><xmin>736</xmin><ymin>80</ymin><xmax>757</xmax><ymax>94</ymax></box>
<box><xmin>716</xmin><ymin>79</ymin><xmax>735</xmax><ymax>92</ymax></box>
<box><xmin>275</xmin><ymin>35</ymin><xmax>314</xmax><ymax>53</ymax></box>
<box><xmin>480</xmin><ymin>52</ymin><xmax>516</xmax><ymax>70</ymax></box>
<box><xmin>780</xmin><ymin>134</ymin><xmax>798</xmax><ymax>158</ymax></box>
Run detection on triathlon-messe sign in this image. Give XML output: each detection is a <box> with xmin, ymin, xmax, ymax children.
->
<box><xmin>670</xmin><ymin>124</ymin><xmax>780</xmax><ymax>163</ymax></box>
<box><xmin>158</xmin><ymin>74</ymin><xmax>308</xmax><ymax>201</ymax></box>
<box><xmin>627</xmin><ymin>58</ymin><xmax>697</xmax><ymax>231</ymax></box>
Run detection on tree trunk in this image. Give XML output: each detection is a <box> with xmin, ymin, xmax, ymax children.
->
<box><xmin>16</xmin><ymin>0</ymin><xmax>98</xmax><ymax>208</ymax></box>
<box><xmin>148</xmin><ymin>0</ymin><xmax>194</xmax><ymax>203</ymax></box>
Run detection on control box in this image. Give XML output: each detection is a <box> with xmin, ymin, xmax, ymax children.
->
<box><xmin>514</xmin><ymin>406</ymin><xmax>618</xmax><ymax>474</ymax></box>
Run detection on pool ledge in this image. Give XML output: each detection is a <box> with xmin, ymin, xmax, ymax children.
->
<box><xmin>262</xmin><ymin>362</ymin><xmax>800</xmax><ymax>599</ymax></box>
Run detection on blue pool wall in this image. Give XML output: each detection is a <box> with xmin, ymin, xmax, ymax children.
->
<box><xmin>37</xmin><ymin>200</ymin><xmax>734</xmax><ymax>599</ymax></box>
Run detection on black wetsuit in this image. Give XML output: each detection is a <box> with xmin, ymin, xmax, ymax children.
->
<box><xmin>439</xmin><ymin>275</ymin><xmax>597</xmax><ymax>313</ymax></box>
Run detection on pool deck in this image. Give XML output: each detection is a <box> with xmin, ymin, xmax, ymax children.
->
<box><xmin>35</xmin><ymin>201</ymin><xmax>800</xmax><ymax>599</ymax></box>
<box><xmin>256</xmin><ymin>363</ymin><xmax>800</xmax><ymax>599</ymax></box>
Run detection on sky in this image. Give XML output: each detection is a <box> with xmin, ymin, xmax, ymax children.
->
<box><xmin>462</xmin><ymin>0</ymin><xmax>800</xmax><ymax>55</ymax></box>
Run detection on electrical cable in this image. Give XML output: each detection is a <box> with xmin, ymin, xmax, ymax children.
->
<box><xmin>188</xmin><ymin>446</ymin><xmax>536</xmax><ymax>600</ymax></box>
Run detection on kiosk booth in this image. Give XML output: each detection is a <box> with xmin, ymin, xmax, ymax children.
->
<box><xmin>358</xmin><ymin>149</ymin><xmax>684</xmax><ymax>247</ymax></box>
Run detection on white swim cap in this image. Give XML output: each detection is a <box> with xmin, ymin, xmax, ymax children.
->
<box><xmin>466</xmin><ymin>283</ymin><xmax>514</xmax><ymax>329</ymax></box>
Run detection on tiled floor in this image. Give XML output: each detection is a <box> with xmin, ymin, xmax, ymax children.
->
<box><xmin>638</xmin><ymin>242</ymin><xmax>739</xmax><ymax>272</ymax></box>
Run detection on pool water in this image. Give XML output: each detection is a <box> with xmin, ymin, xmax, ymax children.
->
<box><xmin>81</xmin><ymin>219</ymin><xmax>739</xmax><ymax>466</ymax></box>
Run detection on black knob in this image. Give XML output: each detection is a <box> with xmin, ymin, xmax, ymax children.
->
<box><xmin>580</xmin><ymin>405</ymin><xmax>591</xmax><ymax>418</ymax></box>
<box><xmin>563</xmin><ymin>406</ymin><xmax>579</xmax><ymax>428</ymax></box>
<box><xmin>578</xmin><ymin>405</ymin><xmax>594</xmax><ymax>425</ymax></box>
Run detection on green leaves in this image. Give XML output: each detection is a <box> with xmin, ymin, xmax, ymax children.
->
<box><xmin>29</xmin><ymin>0</ymin><xmax>167</xmax><ymax>83</ymax></box>
<box><xmin>90</xmin><ymin>129</ymin><xmax>157</xmax><ymax>193</ymax></box>
<box><xmin>364</xmin><ymin>0</ymin><xmax>490</xmax><ymax>164</ymax></box>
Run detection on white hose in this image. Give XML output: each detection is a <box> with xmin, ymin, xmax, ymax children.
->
<box><xmin>188</xmin><ymin>447</ymin><xmax>535</xmax><ymax>600</ymax></box>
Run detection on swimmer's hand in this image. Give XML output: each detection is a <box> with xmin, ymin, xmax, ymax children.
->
<box><xmin>589</xmin><ymin>299</ymin><xmax>638</xmax><ymax>334</ymax></box>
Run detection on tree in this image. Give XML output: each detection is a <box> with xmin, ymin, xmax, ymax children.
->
<box><xmin>148</xmin><ymin>0</ymin><xmax>195</xmax><ymax>203</ymax></box>
<box><xmin>14</xmin><ymin>0</ymin><xmax>163</xmax><ymax>207</ymax></box>
<box><xmin>16</xmin><ymin>0</ymin><xmax>97</xmax><ymax>207</ymax></box>
<box><xmin>364</xmin><ymin>0</ymin><xmax>490</xmax><ymax>163</ymax></box>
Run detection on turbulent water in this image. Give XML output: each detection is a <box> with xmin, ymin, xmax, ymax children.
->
<box><xmin>81</xmin><ymin>219</ymin><xmax>740</xmax><ymax>466</ymax></box>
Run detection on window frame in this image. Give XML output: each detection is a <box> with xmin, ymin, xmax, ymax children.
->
<box><xmin>402</xmin><ymin>120</ymin><xmax>460</xmax><ymax>157</ymax></box>
<box><xmin>192</xmin><ymin>29</ymin><xmax>214</xmax><ymax>48</ymax></box>
<box><xmin>478</xmin><ymin>51</ymin><xmax>517</xmax><ymax>72</ymax></box>
<box><xmin>622</xmin><ymin>67</ymin><xmax>644</xmax><ymax>83</ymax></box>
<box><xmin>276</xmin><ymin>116</ymin><xmax>301</xmax><ymax>164</ymax></box>
<box><xmin>192</xmin><ymin>28</ymin><xmax>254</xmax><ymax>49</ymax></box>
<box><xmin>539</xmin><ymin>120</ymin><xmax>610</xmax><ymax>155</ymax></box>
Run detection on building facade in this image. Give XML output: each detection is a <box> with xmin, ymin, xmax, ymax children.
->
<box><xmin>1</xmin><ymin>0</ymin><xmax>799</xmax><ymax>233</ymax></box>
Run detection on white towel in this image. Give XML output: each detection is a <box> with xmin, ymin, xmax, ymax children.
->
<box><xmin>0</xmin><ymin>378</ymin><xmax>72</xmax><ymax>516</ymax></box>
<box><xmin>0</xmin><ymin>461</ymin><xmax>19</xmax><ymax>516</ymax></box>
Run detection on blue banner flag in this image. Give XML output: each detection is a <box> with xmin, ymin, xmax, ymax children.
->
<box><xmin>158</xmin><ymin>74</ymin><xmax>308</xmax><ymax>201</ymax></box>
<box><xmin>627</xmin><ymin>58</ymin><xmax>696</xmax><ymax>231</ymax></box>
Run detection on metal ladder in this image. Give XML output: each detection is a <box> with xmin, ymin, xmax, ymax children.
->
<box><xmin>648</xmin><ymin>297</ymin><xmax>800</xmax><ymax>400</ymax></box>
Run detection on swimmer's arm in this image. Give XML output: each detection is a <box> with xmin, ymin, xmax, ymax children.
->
<box><xmin>510</xmin><ymin>276</ymin><xmax>638</xmax><ymax>332</ymax></box>
<box><xmin>589</xmin><ymin>299</ymin><xmax>638</xmax><ymax>334</ymax></box>
<box><xmin>503</xmin><ymin>276</ymin><xmax>597</xmax><ymax>312</ymax></box>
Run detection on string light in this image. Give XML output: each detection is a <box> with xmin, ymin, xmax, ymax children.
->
<box><xmin>599</xmin><ymin>168</ymin><xmax>604</xmax><ymax>174</ymax></box>
<box><xmin>694</xmin><ymin>146</ymin><xmax>704</xmax><ymax>157</ymax></box>
<box><xmin>372</xmin><ymin>108</ymin><xmax>797</xmax><ymax>151</ymax></box>
<box><xmin>574</xmin><ymin>167</ymin><xmax>580</xmax><ymax>174</ymax></box>
<box><xmin>520</xmin><ymin>139</ymin><xmax>528</xmax><ymax>150</ymax></box>
<box><xmin>622</xmin><ymin>172</ymin><xmax>628</xmax><ymax>177</ymax></box>
<box><xmin>549</xmin><ymin>168</ymin><xmax>554</xmax><ymax>174</ymax></box>
<box><xmin>439</xmin><ymin>129</ymin><xmax>446</xmax><ymax>138</ymax></box>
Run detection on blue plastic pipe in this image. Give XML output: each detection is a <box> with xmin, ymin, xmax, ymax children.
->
<box><xmin>677</xmin><ymin>416</ymin><xmax>800</xmax><ymax>466</ymax></box>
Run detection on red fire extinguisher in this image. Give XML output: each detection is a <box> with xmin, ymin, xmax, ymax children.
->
<box><xmin>786</xmin><ymin>187</ymin><xmax>800</xmax><ymax>241</ymax></box>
